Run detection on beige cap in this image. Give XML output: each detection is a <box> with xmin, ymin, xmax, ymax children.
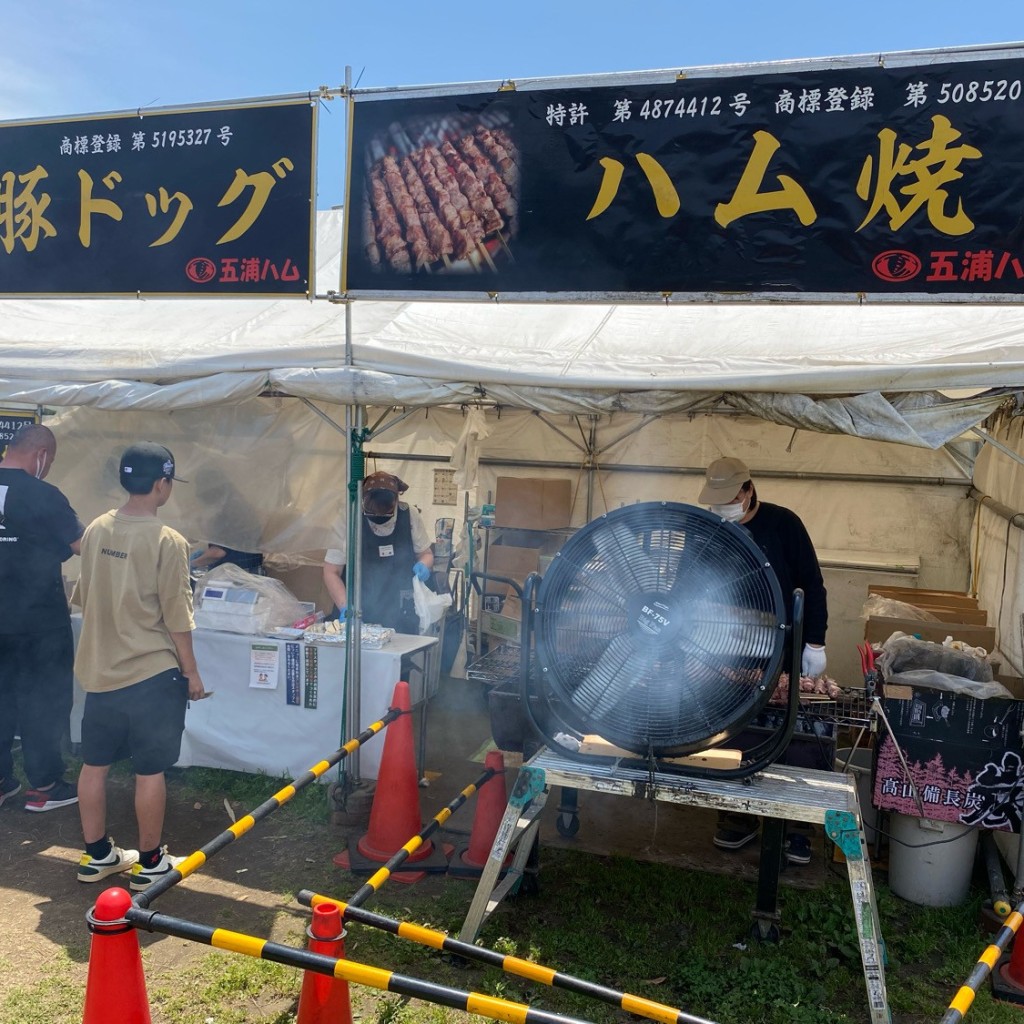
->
<box><xmin>698</xmin><ymin>457</ymin><xmax>751</xmax><ymax>504</ymax></box>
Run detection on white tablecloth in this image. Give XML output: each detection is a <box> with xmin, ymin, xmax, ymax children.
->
<box><xmin>71</xmin><ymin>617</ymin><xmax>436</xmax><ymax>782</ymax></box>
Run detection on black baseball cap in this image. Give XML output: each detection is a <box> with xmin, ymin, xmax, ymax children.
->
<box><xmin>119</xmin><ymin>442</ymin><xmax>187</xmax><ymax>491</ymax></box>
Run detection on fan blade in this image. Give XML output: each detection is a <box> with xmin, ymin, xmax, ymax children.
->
<box><xmin>568</xmin><ymin>634</ymin><xmax>638</xmax><ymax>720</ymax></box>
<box><xmin>590</xmin><ymin>521</ymin><xmax>661</xmax><ymax>591</ymax></box>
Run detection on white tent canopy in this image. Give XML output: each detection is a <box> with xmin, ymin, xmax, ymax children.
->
<box><xmin>4</xmin><ymin>208</ymin><xmax>1024</xmax><ymax>682</ymax></box>
<box><xmin>0</xmin><ymin>209</ymin><xmax>1020</xmax><ymax>448</ymax></box>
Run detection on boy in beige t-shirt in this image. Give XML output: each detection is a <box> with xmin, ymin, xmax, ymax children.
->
<box><xmin>74</xmin><ymin>442</ymin><xmax>206</xmax><ymax>890</ymax></box>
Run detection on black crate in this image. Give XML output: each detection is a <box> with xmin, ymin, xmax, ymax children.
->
<box><xmin>487</xmin><ymin>680</ymin><xmax>560</xmax><ymax>753</ymax></box>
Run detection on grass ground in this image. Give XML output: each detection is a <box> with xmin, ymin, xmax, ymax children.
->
<box><xmin>1</xmin><ymin>757</ymin><xmax>1021</xmax><ymax>1023</ymax></box>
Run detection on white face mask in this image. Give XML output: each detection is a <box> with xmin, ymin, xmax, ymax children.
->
<box><xmin>711</xmin><ymin>500</ymin><xmax>745</xmax><ymax>522</ymax></box>
<box><xmin>34</xmin><ymin>453</ymin><xmax>46</xmax><ymax>480</ymax></box>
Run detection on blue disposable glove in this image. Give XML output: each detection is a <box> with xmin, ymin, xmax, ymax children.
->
<box><xmin>801</xmin><ymin>644</ymin><xmax>827</xmax><ymax>678</ymax></box>
<box><xmin>412</xmin><ymin>561</ymin><xmax>431</xmax><ymax>583</ymax></box>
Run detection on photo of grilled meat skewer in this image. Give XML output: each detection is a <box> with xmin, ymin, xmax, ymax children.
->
<box><xmin>361</xmin><ymin>113</ymin><xmax>520</xmax><ymax>275</ymax></box>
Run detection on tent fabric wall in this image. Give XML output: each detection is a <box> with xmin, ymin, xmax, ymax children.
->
<box><xmin>48</xmin><ymin>400</ymin><xmax>978</xmax><ymax>688</ymax></box>
<box><xmin>971</xmin><ymin>411</ymin><xmax>1024</xmax><ymax>679</ymax></box>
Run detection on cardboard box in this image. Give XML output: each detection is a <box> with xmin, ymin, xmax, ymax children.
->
<box><xmin>480</xmin><ymin>607</ymin><xmax>522</xmax><ymax>642</ymax></box>
<box><xmin>868</xmin><ymin>587</ymin><xmax>988</xmax><ymax>625</ymax></box>
<box><xmin>999</xmin><ymin>676</ymin><xmax>1024</xmax><ymax>700</ymax></box>
<box><xmin>495</xmin><ymin>477</ymin><xmax>572</xmax><ymax>530</ymax></box>
<box><xmin>868</xmin><ymin>585</ymin><xmax>979</xmax><ymax>611</ymax></box>
<box><xmin>873</xmin><ymin>688</ymin><xmax>1024</xmax><ymax>830</ymax></box>
<box><xmin>864</xmin><ymin>615</ymin><xmax>995</xmax><ymax>652</ymax></box>
<box><xmin>478</xmin><ymin>587</ymin><xmax>524</xmax><ymax>642</ymax></box>
<box><xmin>482</xmin><ymin>545</ymin><xmax>541</xmax><ymax>594</ymax></box>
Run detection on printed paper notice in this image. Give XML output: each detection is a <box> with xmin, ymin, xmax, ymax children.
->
<box><xmin>249</xmin><ymin>643</ymin><xmax>280</xmax><ymax>689</ymax></box>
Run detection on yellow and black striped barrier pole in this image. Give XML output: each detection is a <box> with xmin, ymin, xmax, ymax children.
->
<box><xmin>345</xmin><ymin>763</ymin><xmax>499</xmax><ymax>907</ymax></box>
<box><xmin>298</xmin><ymin>889</ymin><xmax>716</xmax><ymax>1024</ymax></box>
<box><xmin>125</xmin><ymin>905</ymin><xmax>608</xmax><ymax>1024</ymax></box>
<box><xmin>942</xmin><ymin>900</ymin><xmax>1024</xmax><ymax>1023</ymax></box>
<box><xmin>133</xmin><ymin>707</ymin><xmax>402</xmax><ymax>909</ymax></box>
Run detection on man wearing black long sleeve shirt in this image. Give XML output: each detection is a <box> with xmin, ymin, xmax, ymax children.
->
<box><xmin>698</xmin><ymin>456</ymin><xmax>829</xmax><ymax>866</ymax></box>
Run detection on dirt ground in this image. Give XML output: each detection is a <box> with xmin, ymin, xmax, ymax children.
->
<box><xmin>0</xmin><ymin>770</ymin><xmax>347</xmax><ymax>1017</ymax></box>
<box><xmin>0</xmin><ymin>678</ymin><xmax>838</xmax><ymax>1021</ymax></box>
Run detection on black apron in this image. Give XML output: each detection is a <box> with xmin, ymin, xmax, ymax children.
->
<box><xmin>344</xmin><ymin>507</ymin><xmax>422</xmax><ymax>635</ymax></box>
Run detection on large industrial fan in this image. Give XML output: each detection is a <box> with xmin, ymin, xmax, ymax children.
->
<box><xmin>519</xmin><ymin>501</ymin><xmax>804</xmax><ymax>777</ymax></box>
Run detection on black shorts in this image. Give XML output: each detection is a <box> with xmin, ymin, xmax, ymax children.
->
<box><xmin>81</xmin><ymin>668</ymin><xmax>188</xmax><ymax>775</ymax></box>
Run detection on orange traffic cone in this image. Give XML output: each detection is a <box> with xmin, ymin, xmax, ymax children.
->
<box><xmin>334</xmin><ymin>681</ymin><xmax>449</xmax><ymax>882</ymax></box>
<box><xmin>994</xmin><ymin>929</ymin><xmax>1024</xmax><ymax>1004</ymax></box>
<box><xmin>449</xmin><ymin>751</ymin><xmax>509</xmax><ymax>878</ymax></box>
<box><xmin>296</xmin><ymin>903</ymin><xmax>352</xmax><ymax>1024</ymax></box>
<box><xmin>83</xmin><ymin>887</ymin><xmax>151</xmax><ymax>1024</ymax></box>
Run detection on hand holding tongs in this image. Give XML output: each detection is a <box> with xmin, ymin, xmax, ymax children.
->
<box><xmin>857</xmin><ymin>641</ymin><xmax>880</xmax><ymax>697</ymax></box>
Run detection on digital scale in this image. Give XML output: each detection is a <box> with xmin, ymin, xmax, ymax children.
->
<box><xmin>194</xmin><ymin>583</ymin><xmax>270</xmax><ymax>634</ymax></box>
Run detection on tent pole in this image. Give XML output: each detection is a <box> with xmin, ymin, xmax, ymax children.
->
<box><xmin>969</xmin><ymin>487</ymin><xmax>1024</xmax><ymax>530</ymax></box>
<box><xmin>345</xmin><ymin>405</ymin><xmax>367</xmax><ymax>783</ymax></box>
<box><xmin>585</xmin><ymin>415</ymin><xmax>598</xmax><ymax>522</ymax></box>
<box><xmin>972</xmin><ymin>427</ymin><xmax>1024</xmax><ymax>470</ymax></box>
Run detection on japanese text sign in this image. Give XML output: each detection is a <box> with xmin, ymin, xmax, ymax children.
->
<box><xmin>344</xmin><ymin>50</ymin><xmax>1024</xmax><ymax>299</ymax></box>
<box><xmin>0</xmin><ymin>100</ymin><xmax>315</xmax><ymax>296</ymax></box>
<box><xmin>0</xmin><ymin>411</ymin><xmax>39</xmax><ymax>460</ymax></box>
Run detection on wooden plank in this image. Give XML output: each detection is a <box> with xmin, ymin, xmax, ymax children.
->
<box><xmin>578</xmin><ymin>734</ymin><xmax>742</xmax><ymax>768</ymax></box>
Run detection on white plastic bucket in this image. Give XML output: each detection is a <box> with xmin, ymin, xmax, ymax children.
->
<box><xmin>887</xmin><ymin>814</ymin><xmax>979</xmax><ymax>907</ymax></box>
<box><xmin>834</xmin><ymin>746</ymin><xmax>878</xmax><ymax>844</ymax></box>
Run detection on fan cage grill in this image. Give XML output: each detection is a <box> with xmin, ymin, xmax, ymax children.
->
<box><xmin>532</xmin><ymin>502</ymin><xmax>787</xmax><ymax>757</ymax></box>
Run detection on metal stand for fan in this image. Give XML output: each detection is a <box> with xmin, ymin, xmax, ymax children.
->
<box><xmin>458</xmin><ymin>582</ymin><xmax>890</xmax><ymax>1024</ymax></box>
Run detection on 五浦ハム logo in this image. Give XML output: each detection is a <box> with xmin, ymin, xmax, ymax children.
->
<box><xmin>185</xmin><ymin>257</ymin><xmax>218</xmax><ymax>284</ymax></box>
<box><xmin>871</xmin><ymin>250</ymin><xmax>922</xmax><ymax>282</ymax></box>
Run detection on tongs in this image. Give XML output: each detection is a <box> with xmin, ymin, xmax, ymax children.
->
<box><xmin>857</xmin><ymin>641</ymin><xmax>880</xmax><ymax>698</ymax></box>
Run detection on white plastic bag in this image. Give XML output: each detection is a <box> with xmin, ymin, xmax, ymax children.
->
<box><xmin>412</xmin><ymin>576</ymin><xmax>452</xmax><ymax>634</ymax></box>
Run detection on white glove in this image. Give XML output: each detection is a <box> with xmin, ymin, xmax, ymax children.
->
<box><xmin>802</xmin><ymin>644</ymin><xmax>827</xmax><ymax>678</ymax></box>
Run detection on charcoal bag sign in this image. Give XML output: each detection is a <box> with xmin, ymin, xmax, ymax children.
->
<box><xmin>344</xmin><ymin>51</ymin><xmax>1024</xmax><ymax>298</ymax></box>
<box><xmin>873</xmin><ymin>691</ymin><xmax>1024</xmax><ymax>830</ymax></box>
<box><xmin>0</xmin><ymin>100</ymin><xmax>315</xmax><ymax>296</ymax></box>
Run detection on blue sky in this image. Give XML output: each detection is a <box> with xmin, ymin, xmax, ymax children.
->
<box><xmin>3</xmin><ymin>1</ymin><xmax>1022</xmax><ymax>209</ymax></box>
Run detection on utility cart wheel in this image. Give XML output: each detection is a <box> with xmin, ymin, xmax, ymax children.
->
<box><xmin>556</xmin><ymin>811</ymin><xmax>580</xmax><ymax>837</ymax></box>
<box><xmin>750</xmin><ymin>918</ymin><xmax>781</xmax><ymax>943</ymax></box>
<box><xmin>555</xmin><ymin>786</ymin><xmax>580</xmax><ymax>837</ymax></box>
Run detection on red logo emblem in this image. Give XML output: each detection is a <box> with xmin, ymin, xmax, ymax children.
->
<box><xmin>185</xmin><ymin>257</ymin><xmax>218</xmax><ymax>284</ymax></box>
<box><xmin>871</xmin><ymin>250</ymin><xmax>922</xmax><ymax>282</ymax></box>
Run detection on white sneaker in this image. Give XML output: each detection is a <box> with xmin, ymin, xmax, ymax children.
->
<box><xmin>129</xmin><ymin>848</ymin><xmax>185</xmax><ymax>891</ymax></box>
<box><xmin>77</xmin><ymin>841</ymin><xmax>140</xmax><ymax>883</ymax></box>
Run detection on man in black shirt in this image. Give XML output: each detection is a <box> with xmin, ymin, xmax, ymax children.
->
<box><xmin>699</xmin><ymin>456</ymin><xmax>829</xmax><ymax>865</ymax></box>
<box><xmin>0</xmin><ymin>424</ymin><xmax>84</xmax><ymax>812</ymax></box>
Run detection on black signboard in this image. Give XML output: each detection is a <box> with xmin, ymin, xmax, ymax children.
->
<box><xmin>0</xmin><ymin>101</ymin><xmax>315</xmax><ymax>296</ymax></box>
<box><xmin>344</xmin><ymin>53</ymin><xmax>1024</xmax><ymax>298</ymax></box>
<box><xmin>0</xmin><ymin>411</ymin><xmax>39</xmax><ymax>460</ymax></box>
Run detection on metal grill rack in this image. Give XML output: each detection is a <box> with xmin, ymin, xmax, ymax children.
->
<box><xmin>780</xmin><ymin>690</ymin><xmax>875</xmax><ymax>730</ymax></box>
<box><xmin>466</xmin><ymin>641</ymin><xmax>526</xmax><ymax>687</ymax></box>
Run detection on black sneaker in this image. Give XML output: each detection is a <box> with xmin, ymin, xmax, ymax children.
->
<box><xmin>784</xmin><ymin>833</ymin><xmax>812</xmax><ymax>865</ymax></box>
<box><xmin>713</xmin><ymin>824</ymin><xmax>760</xmax><ymax>850</ymax></box>
<box><xmin>0</xmin><ymin>777</ymin><xmax>21</xmax><ymax>809</ymax></box>
<box><xmin>24</xmin><ymin>779</ymin><xmax>78</xmax><ymax>812</ymax></box>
